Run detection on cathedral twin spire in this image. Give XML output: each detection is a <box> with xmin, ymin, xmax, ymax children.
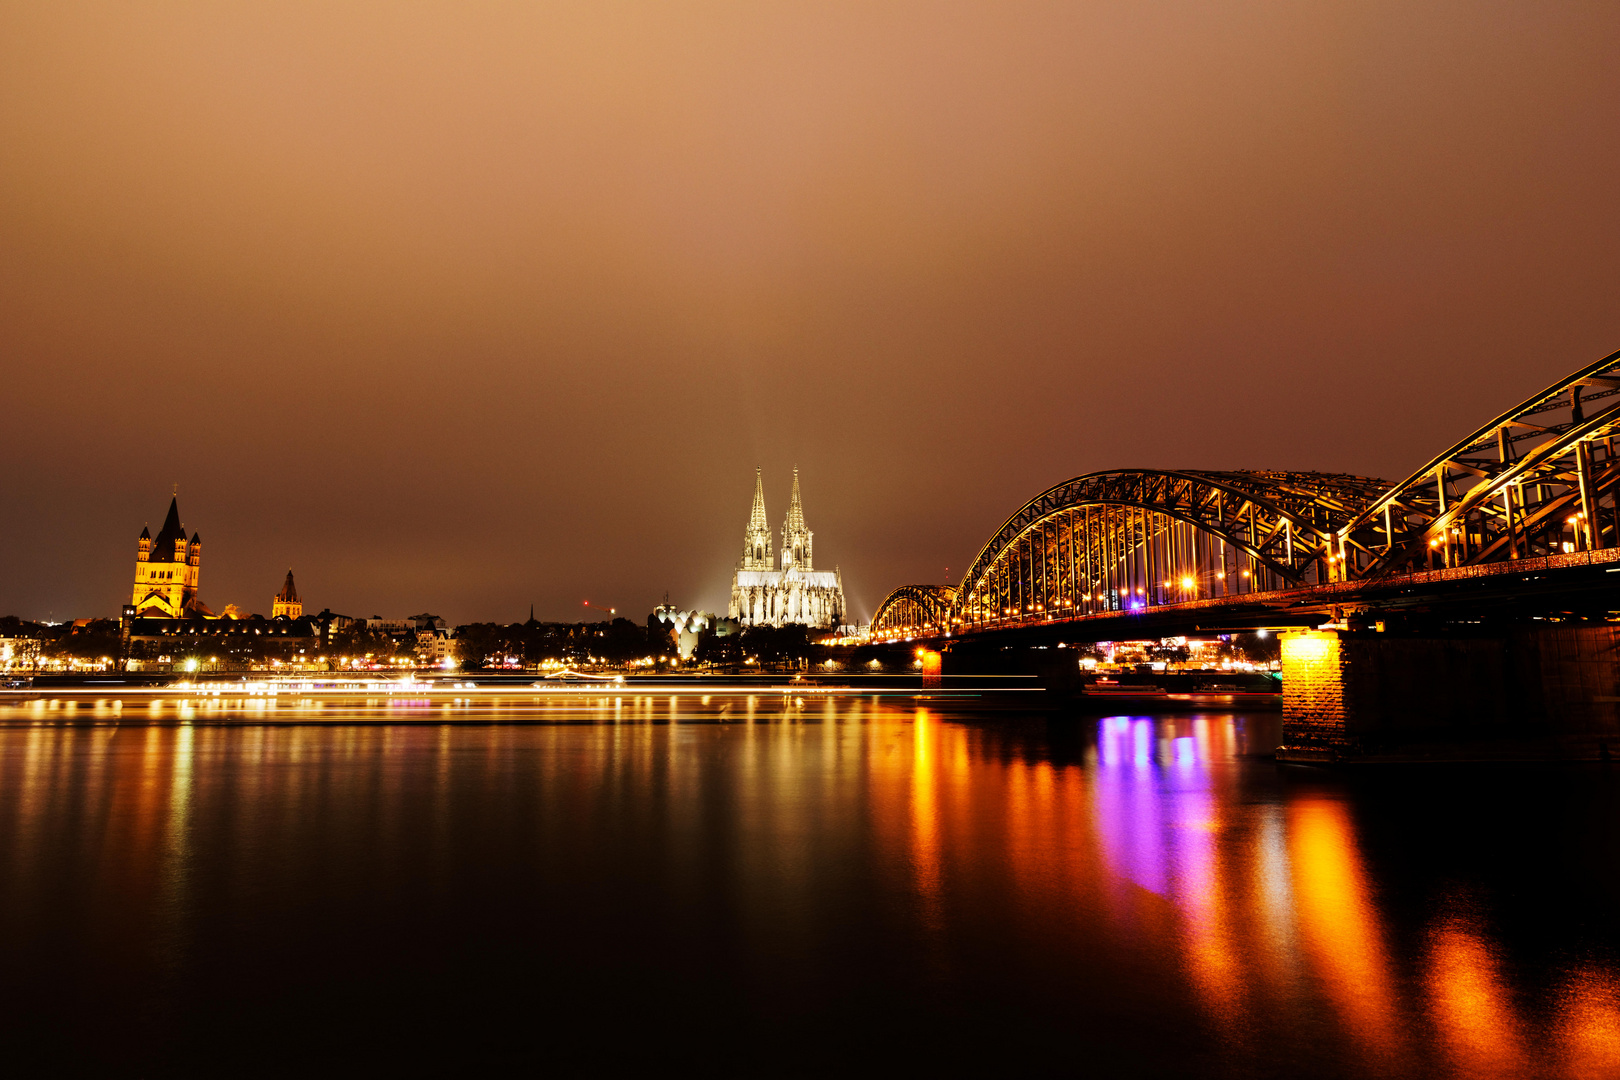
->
<box><xmin>740</xmin><ymin>467</ymin><xmax>814</xmax><ymax>572</ymax></box>
<box><xmin>730</xmin><ymin>467</ymin><xmax>843</xmax><ymax>628</ymax></box>
<box><xmin>781</xmin><ymin>468</ymin><xmax>812</xmax><ymax>571</ymax></box>
<box><xmin>750</xmin><ymin>468</ymin><xmax>769</xmax><ymax>531</ymax></box>
<box><xmin>742</xmin><ymin>468</ymin><xmax>774</xmax><ymax>570</ymax></box>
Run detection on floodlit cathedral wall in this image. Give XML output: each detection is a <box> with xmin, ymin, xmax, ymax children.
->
<box><xmin>728</xmin><ymin>468</ymin><xmax>845</xmax><ymax>629</ymax></box>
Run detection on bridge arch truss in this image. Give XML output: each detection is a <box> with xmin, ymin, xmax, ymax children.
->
<box><xmin>870</xmin><ymin>585</ymin><xmax>958</xmax><ymax>637</ymax></box>
<box><xmin>1337</xmin><ymin>348</ymin><xmax>1620</xmax><ymax>576</ymax></box>
<box><xmin>872</xmin><ymin>470</ymin><xmax>1386</xmax><ymax>637</ymax></box>
<box><xmin>870</xmin><ymin>349</ymin><xmax>1620</xmax><ymax>641</ymax></box>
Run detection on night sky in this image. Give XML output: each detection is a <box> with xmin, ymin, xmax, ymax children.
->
<box><xmin>3</xmin><ymin>2</ymin><xmax>1617</xmax><ymax>624</ymax></box>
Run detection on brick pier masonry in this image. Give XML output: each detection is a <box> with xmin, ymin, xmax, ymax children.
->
<box><xmin>1278</xmin><ymin>627</ymin><xmax>1620</xmax><ymax>763</ymax></box>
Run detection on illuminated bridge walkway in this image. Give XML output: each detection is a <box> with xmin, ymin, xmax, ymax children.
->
<box><xmin>872</xmin><ymin>349</ymin><xmax>1620</xmax><ymax>762</ymax></box>
<box><xmin>875</xmin><ymin>349</ymin><xmax>1620</xmax><ymax>642</ymax></box>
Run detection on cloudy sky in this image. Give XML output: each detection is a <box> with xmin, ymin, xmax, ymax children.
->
<box><xmin>3</xmin><ymin>1</ymin><xmax>1617</xmax><ymax>622</ymax></box>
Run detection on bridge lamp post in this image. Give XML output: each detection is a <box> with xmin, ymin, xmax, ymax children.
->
<box><xmin>1162</xmin><ymin>570</ymin><xmax>1217</xmax><ymax>602</ymax></box>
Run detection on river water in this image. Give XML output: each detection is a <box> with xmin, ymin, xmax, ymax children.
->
<box><xmin>0</xmin><ymin>692</ymin><xmax>1617</xmax><ymax>1076</ymax></box>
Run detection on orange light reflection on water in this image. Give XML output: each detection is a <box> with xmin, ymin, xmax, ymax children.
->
<box><xmin>1288</xmin><ymin>796</ymin><xmax>1405</xmax><ymax>1065</ymax></box>
<box><xmin>1426</xmin><ymin>917</ymin><xmax>1527</xmax><ymax>1078</ymax></box>
<box><xmin>1163</xmin><ymin>725</ymin><xmax>1245</xmax><ymax>1042</ymax></box>
<box><xmin>1557</xmin><ymin>968</ymin><xmax>1620</xmax><ymax>1079</ymax></box>
<box><xmin>910</xmin><ymin>707</ymin><xmax>944</xmax><ymax>930</ymax></box>
<box><xmin>1</xmin><ymin>699</ymin><xmax>1618</xmax><ymax>1078</ymax></box>
<box><xmin>1092</xmin><ymin>718</ymin><xmax>1416</xmax><ymax>1062</ymax></box>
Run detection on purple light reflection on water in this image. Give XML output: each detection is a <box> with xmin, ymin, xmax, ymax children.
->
<box><xmin>1092</xmin><ymin>717</ymin><xmax>1170</xmax><ymax>896</ymax></box>
<box><xmin>1091</xmin><ymin>716</ymin><xmax>1218</xmax><ymax>911</ymax></box>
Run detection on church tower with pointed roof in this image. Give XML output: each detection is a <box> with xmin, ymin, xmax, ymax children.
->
<box><xmin>272</xmin><ymin>569</ymin><xmax>303</xmax><ymax>619</ymax></box>
<box><xmin>131</xmin><ymin>495</ymin><xmax>203</xmax><ymax>617</ymax></box>
<box><xmin>740</xmin><ymin>467</ymin><xmax>775</xmax><ymax>571</ymax></box>
<box><xmin>729</xmin><ymin>469</ymin><xmax>844</xmax><ymax>629</ymax></box>
<box><xmin>780</xmin><ymin>467</ymin><xmax>813</xmax><ymax>572</ymax></box>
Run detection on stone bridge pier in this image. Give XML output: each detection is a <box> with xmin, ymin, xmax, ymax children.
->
<box><xmin>1278</xmin><ymin>626</ymin><xmax>1620</xmax><ymax>763</ymax></box>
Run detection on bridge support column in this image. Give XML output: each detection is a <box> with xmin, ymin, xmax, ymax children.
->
<box><xmin>1278</xmin><ymin>626</ymin><xmax>1620</xmax><ymax>763</ymax></box>
<box><xmin>1276</xmin><ymin>631</ymin><xmax>1358</xmax><ymax>762</ymax></box>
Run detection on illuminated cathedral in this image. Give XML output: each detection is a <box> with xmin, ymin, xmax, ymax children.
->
<box><xmin>728</xmin><ymin>468</ymin><xmax>845</xmax><ymax>629</ymax></box>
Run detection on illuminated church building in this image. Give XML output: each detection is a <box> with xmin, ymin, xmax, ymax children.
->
<box><xmin>729</xmin><ymin>469</ymin><xmax>845</xmax><ymax>629</ymax></box>
<box><xmin>129</xmin><ymin>496</ymin><xmax>306</xmax><ymax>622</ymax></box>
<box><xmin>131</xmin><ymin>496</ymin><xmax>208</xmax><ymax>618</ymax></box>
<box><xmin>272</xmin><ymin>570</ymin><xmax>303</xmax><ymax>619</ymax></box>
<box><xmin>122</xmin><ymin>495</ymin><xmax>324</xmax><ymax>671</ymax></box>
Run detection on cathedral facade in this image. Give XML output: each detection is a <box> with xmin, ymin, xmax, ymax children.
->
<box><xmin>729</xmin><ymin>468</ymin><xmax>845</xmax><ymax>629</ymax></box>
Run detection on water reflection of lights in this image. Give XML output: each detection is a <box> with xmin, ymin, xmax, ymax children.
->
<box><xmin>1289</xmin><ymin>799</ymin><xmax>1404</xmax><ymax>1061</ymax></box>
<box><xmin>0</xmin><ymin>698</ymin><xmax>1616</xmax><ymax>1077</ymax></box>
<box><xmin>1425</xmin><ymin>916</ymin><xmax>1527</xmax><ymax>1075</ymax></box>
<box><xmin>911</xmin><ymin>708</ymin><xmax>944</xmax><ymax>929</ymax></box>
<box><xmin>1093</xmin><ymin>717</ymin><xmax>1174</xmax><ymax>897</ymax></box>
<box><xmin>1557</xmin><ymin>967</ymin><xmax>1620</xmax><ymax>1077</ymax></box>
<box><xmin>1093</xmin><ymin>717</ymin><xmax>1411</xmax><ymax>1058</ymax></box>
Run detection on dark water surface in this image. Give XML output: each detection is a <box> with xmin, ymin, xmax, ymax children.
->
<box><xmin>2</xmin><ymin>692</ymin><xmax>1619</xmax><ymax>1076</ymax></box>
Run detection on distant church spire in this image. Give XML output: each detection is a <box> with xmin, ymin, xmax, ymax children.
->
<box><xmin>784</xmin><ymin>467</ymin><xmax>805</xmax><ymax>534</ymax></box>
<box><xmin>272</xmin><ymin>569</ymin><xmax>303</xmax><ymax>619</ymax></box>
<box><xmin>740</xmin><ymin>467</ymin><xmax>774</xmax><ymax>570</ymax></box>
<box><xmin>749</xmin><ymin>467</ymin><xmax>769</xmax><ymax>533</ymax></box>
<box><xmin>781</xmin><ymin>467</ymin><xmax>813</xmax><ymax>572</ymax></box>
<box><xmin>157</xmin><ymin>496</ymin><xmax>184</xmax><ymax>550</ymax></box>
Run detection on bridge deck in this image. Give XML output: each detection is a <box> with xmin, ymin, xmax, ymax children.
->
<box><xmin>903</xmin><ymin>545</ymin><xmax>1620</xmax><ymax>644</ymax></box>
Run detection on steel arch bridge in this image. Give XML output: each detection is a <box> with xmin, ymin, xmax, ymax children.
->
<box><xmin>871</xmin><ymin>349</ymin><xmax>1620</xmax><ymax>640</ymax></box>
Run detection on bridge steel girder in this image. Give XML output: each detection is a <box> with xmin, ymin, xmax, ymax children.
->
<box><xmin>870</xmin><ymin>585</ymin><xmax>958</xmax><ymax>638</ymax></box>
<box><xmin>1337</xmin><ymin>348</ymin><xmax>1620</xmax><ymax>579</ymax></box>
<box><xmin>872</xmin><ymin>470</ymin><xmax>1387</xmax><ymax>639</ymax></box>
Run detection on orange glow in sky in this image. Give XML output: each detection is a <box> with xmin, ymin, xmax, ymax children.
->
<box><xmin>2</xmin><ymin>2</ymin><xmax>1617</xmax><ymax>619</ymax></box>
